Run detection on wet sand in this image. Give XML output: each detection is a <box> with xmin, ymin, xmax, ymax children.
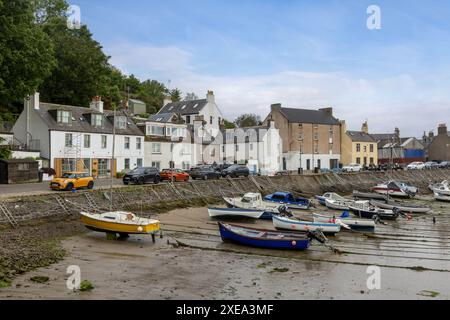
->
<box><xmin>1</xmin><ymin>197</ymin><xmax>450</xmax><ymax>300</ymax></box>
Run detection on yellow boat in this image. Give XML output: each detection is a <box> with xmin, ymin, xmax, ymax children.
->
<box><xmin>80</xmin><ymin>211</ymin><xmax>160</xmax><ymax>238</ymax></box>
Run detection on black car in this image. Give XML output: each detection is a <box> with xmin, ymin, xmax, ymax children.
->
<box><xmin>123</xmin><ymin>167</ymin><xmax>160</xmax><ymax>185</ymax></box>
<box><xmin>221</xmin><ymin>165</ymin><xmax>250</xmax><ymax>178</ymax></box>
<box><xmin>188</xmin><ymin>165</ymin><xmax>221</xmax><ymax>180</ymax></box>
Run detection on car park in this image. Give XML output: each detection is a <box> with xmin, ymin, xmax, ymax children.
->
<box><xmin>122</xmin><ymin>167</ymin><xmax>160</xmax><ymax>185</ymax></box>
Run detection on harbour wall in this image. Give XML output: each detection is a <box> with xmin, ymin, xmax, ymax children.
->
<box><xmin>1</xmin><ymin>169</ymin><xmax>450</xmax><ymax>228</ymax></box>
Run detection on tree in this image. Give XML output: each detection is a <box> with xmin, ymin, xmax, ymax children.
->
<box><xmin>170</xmin><ymin>88</ymin><xmax>182</xmax><ymax>102</ymax></box>
<box><xmin>184</xmin><ymin>92</ymin><xmax>199</xmax><ymax>101</ymax></box>
<box><xmin>0</xmin><ymin>0</ymin><xmax>56</xmax><ymax>108</ymax></box>
<box><xmin>137</xmin><ymin>80</ymin><xmax>168</xmax><ymax>114</ymax></box>
<box><xmin>0</xmin><ymin>137</ymin><xmax>12</xmax><ymax>159</ymax></box>
<box><xmin>223</xmin><ymin>119</ymin><xmax>236</xmax><ymax>129</ymax></box>
<box><xmin>234</xmin><ymin>114</ymin><xmax>262</xmax><ymax>128</ymax></box>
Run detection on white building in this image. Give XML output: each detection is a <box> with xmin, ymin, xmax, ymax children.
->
<box><xmin>13</xmin><ymin>93</ymin><xmax>145</xmax><ymax>177</ymax></box>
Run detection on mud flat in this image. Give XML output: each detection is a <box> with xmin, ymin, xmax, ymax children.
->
<box><xmin>1</xmin><ymin>197</ymin><xmax>450</xmax><ymax>300</ymax></box>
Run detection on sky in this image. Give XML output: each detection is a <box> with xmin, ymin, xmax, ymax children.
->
<box><xmin>73</xmin><ymin>0</ymin><xmax>450</xmax><ymax>137</ymax></box>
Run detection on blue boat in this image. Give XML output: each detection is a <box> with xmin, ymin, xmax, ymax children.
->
<box><xmin>218</xmin><ymin>222</ymin><xmax>311</xmax><ymax>250</ymax></box>
<box><xmin>264</xmin><ymin>192</ymin><xmax>311</xmax><ymax>210</ymax></box>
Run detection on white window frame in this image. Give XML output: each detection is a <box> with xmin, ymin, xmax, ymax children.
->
<box><xmin>124</xmin><ymin>137</ymin><xmax>130</xmax><ymax>149</ymax></box>
<box><xmin>152</xmin><ymin>143</ymin><xmax>161</xmax><ymax>154</ymax></box>
<box><xmin>91</xmin><ymin>114</ymin><xmax>103</xmax><ymax>127</ymax></box>
<box><xmin>65</xmin><ymin>133</ymin><xmax>73</xmax><ymax>147</ymax></box>
<box><xmin>101</xmin><ymin>135</ymin><xmax>107</xmax><ymax>149</ymax></box>
<box><xmin>136</xmin><ymin>137</ymin><xmax>142</xmax><ymax>150</ymax></box>
<box><xmin>57</xmin><ymin>111</ymin><xmax>71</xmax><ymax>124</ymax></box>
<box><xmin>84</xmin><ymin>134</ymin><xmax>91</xmax><ymax>148</ymax></box>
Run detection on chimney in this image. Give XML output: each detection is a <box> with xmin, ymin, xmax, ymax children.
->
<box><xmin>271</xmin><ymin>103</ymin><xmax>282</xmax><ymax>112</ymax></box>
<box><xmin>163</xmin><ymin>96</ymin><xmax>172</xmax><ymax>107</ymax></box>
<box><xmin>206</xmin><ymin>90</ymin><xmax>215</xmax><ymax>103</ymax></box>
<box><xmin>340</xmin><ymin>120</ymin><xmax>347</xmax><ymax>133</ymax></box>
<box><xmin>320</xmin><ymin>107</ymin><xmax>333</xmax><ymax>117</ymax></box>
<box><xmin>90</xmin><ymin>96</ymin><xmax>104</xmax><ymax>113</ymax></box>
<box><xmin>25</xmin><ymin>92</ymin><xmax>40</xmax><ymax>110</ymax></box>
<box><xmin>361</xmin><ymin>121</ymin><xmax>369</xmax><ymax>134</ymax></box>
<box><xmin>438</xmin><ymin>123</ymin><xmax>447</xmax><ymax>136</ymax></box>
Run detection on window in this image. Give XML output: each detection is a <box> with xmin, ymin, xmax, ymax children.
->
<box><xmin>91</xmin><ymin>114</ymin><xmax>102</xmax><ymax>127</ymax></box>
<box><xmin>356</xmin><ymin>144</ymin><xmax>361</xmax><ymax>152</ymax></box>
<box><xmin>84</xmin><ymin>135</ymin><xmax>91</xmax><ymax>148</ymax></box>
<box><xmin>370</xmin><ymin>144</ymin><xmax>374</xmax><ymax>153</ymax></box>
<box><xmin>152</xmin><ymin>143</ymin><xmax>161</xmax><ymax>154</ymax></box>
<box><xmin>222</xmin><ymin>145</ymin><xmax>225</xmax><ymax>153</ymax></box>
<box><xmin>62</xmin><ymin>158</ymin><xmax>76</xmax><ymax>173</ymax></box>
<box><xmin>101</xmin><ymin>135</ymin><xmax>107</xmax><ymax>149</ymax></box>
<box><xmin>250</xmin><ymin>143</ymin><xmax>254</xmax><ymax>151</ymax></box>
<box><xmin>124</xmin><ymin>158</ymin><xmax>130</xmax><ymax>170</ymax></box>
<box><xmin>317</xmin><ymin>159</ymin><xmax>321</xmax><ymax>169</ymax></box>
<box><xmin>314</xmin><ymin>142</ymin><xmax>319</xmax><ymax>154</ymax></box>
<box><xmin>124</xmin><ymin>137</ymin><xmax>130</xmax><ymax>149</ymax></box>
<box><xmin>65</xmin><ymin>133</ymin><xmax>73</xmax><ymax>147</ymax></box>
<box><xmin>136</xmin><ymin>137</ymin><xmax>141</xmax><ymax>150</ymax></box>
<box><xmin>314</xmin><ymin>133</ymin><xmax>319</xmax><ymax>140</ymax></box>
<box><xmin>150</xmin><ymin>125</ymin><xmax>164</xmax><ymax>136</ymax></box>
<box><xmin>299</xmin><ymin>124</ymin><xmax>303</xmax><ymax>128</ymax></box>
<box><xmin>186</xmin><ymin>115</ymin><xmax>191</xmax><ymax>124</ymax></box>
<box><xmin>137</xmin><ymin>158</ymin><xmax>143</xmax><ymax>167</ymax></box>
<box><xmin>98</xmin><ymin>159</ymin><xmax>109</xmax><ymax>176</ymax></box>
<box><xmin>307</xmin><ymin>159</ymin><xmax>311</xmax><ymax>170</ymax></box>
<box><xmin>115</xmin><ymin>116</ymin><xmax>127</xmax><ymax>129</ymax></box>
<box><xmin>152</xmin><ymin>161</ymin><xmax>161</xmax><ymax>170</ymax></box>
<box><xmin>210</xmin><ymin>116</ymin><xmax>213</xmax><ymax>125</ymax></box>
<box><xmin>18</xmin><ymin>163</ymin><xmax>30</xmax><ymax>171</ymax></box>
<box><xmin>210</xmin><ymin>148</ymin><xmax>215</xmax><ymax>157</ymax></box>
<box><xmin>235</xmin><ymin>145</ymin><xmax>239</xmax><ymax>152</ymax></box>
<box><xmin>364</xmin><ymin>146</ymin><xmax>367</xmax><ymax>152</ymax></box>
<box><xmin>298</xmin><ymin>133</ymin><xmax>303</xmax><ymax>140</ymax></box>
<box><xmin>356</xmin><ymin>157</ymin><xmax>361</xmax><ymax>164</ymax></box>
<box><xmin>370</xmin><ymin>157</ymin><xmax>374</xmax><ymax>164</ymax></box>
<box><xmin>182</xmin><ymin>162</ymin><xmax>190</xmax><ymax>170</ymax></box>
<box><xmin>57</xmin><ymin>110</ymin><xmax>71</xmax><ymax>124</ymax></box>
<box><xmin>364</xmin><ymin>157</ymin><xmax>367</xmax><ymax>166</ymax></box>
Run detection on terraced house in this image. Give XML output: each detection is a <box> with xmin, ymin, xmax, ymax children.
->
<box><xmin>340</xmin><ymin>121</ymin><xmax>378</xmax><ymax>167</ymax></box>
<box><xmin>13</xmin><ymin>93</ymin><xmax>145</xmax><ymax>178</ymax></box>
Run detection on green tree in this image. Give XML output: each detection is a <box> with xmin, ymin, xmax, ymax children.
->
<box><xmin>0</xmin><ymin>0</ymin><xmax>56</xmax><ymax>108</ymax></box>
<box><xmin>137</xmin><ymin>80</ymin><xmax>168</xmax><ymax>114</ymax></box>
<box><xmin>234</xmin><ymin>114</ymin><xmax>262</xmax><ymax>128</ymax></box>
<box><xmin>223</xmin><ymin>119</ymin><xmax>236</xmax><ymax>129</ymax></box>
<box><xmin>170</xmin><ymin>88</ymin><xmax>182</xmax><ymax>102</ymax></box>
<box><xmin>184</xmin><ymin>92</ymin><xmax>199</xmax><ymax>101</ymax></box>
<box><xmin>0</xmin><ymin>137</ymin><xmax>12</xmax><ymax>159</ymax></box>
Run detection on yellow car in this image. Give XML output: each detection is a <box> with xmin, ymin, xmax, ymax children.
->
<box><xmin>50</xmin><ymin>172</ymin><xmax>94</xmax><ymax>191</ymax></box>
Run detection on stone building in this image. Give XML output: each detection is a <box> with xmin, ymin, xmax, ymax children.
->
<box><xmin>428</xmin><ymin>124</ymin><xmax>450</xmax><ymax>162</ymax></box>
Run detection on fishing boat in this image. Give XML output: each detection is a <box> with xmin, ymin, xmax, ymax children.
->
<box><xmin>349</xmin><ymin>201</ymin><xmax>399</xmax><ymax>220</ymax></box>
<box><xmin>208</xmin><ymin>207</ymin><xmax>271</xmax><ymax>219</ymax></box>
<box><xmin>370</xmin><ymin>199</ymin><xmax>431</xmax><ymax>214</ymax></box>
<box><xmin>429</xmin><ymin>180</ymin><xmax>450</xmax><ymax>196</ymax></box>
<box><xmin>434</xmin><ymin>192</ymin><xmax>450</xmax><ymax>202</ymax></box>
<box><xmin>313</xmin><ymin>212</ymin><xmax>376</xmax><ymax>231</ymax></box>
<box><xmin>324</xmin><ymin>193</ymin><xmax>354</xmax><ymax>211</ymax></box>
<box><xmin>372</xmin><ymin>181</ymin><xmax>418</xmax><ymax>198</ymax></box>
<box><xmin>272</xmin><ymin>214</ymin><xmax>341</xmax><ymax>235</ymax></box>
<box><xmin>218</xmin><ymin>222</ymin><xmax>311</xmax><ymax>250</ymax></box>
<box><xmin>80</xmin><ymin>211</ymin><xmax>160</xmax><ymax>237</ymax></box>
<box><xmin>353</xmin><ymin>190</ymin><xmax>388</xmax><ymax>201</ymax></box>
<box><xmin>264</xmin><ymin>192</ymin><xmax>311</xmax><ymax>210</ymax></box>
<box><xmin>223</xmin><ymin>192</ymin><xmax>281</xmax><ymax>216</ymax></box>
<box><xmin>314</xmin><ymin>194</ymin><xmax>328</xmax><ymax>206</ymax></box>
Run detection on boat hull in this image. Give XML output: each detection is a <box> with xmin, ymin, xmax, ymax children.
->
<box><xmin>325</xmin><ymin>199</ymin><xmax>350</xmax><ymax>211</ymax></box>
<box><xmin>370</xmin><ymin>200</ymin><xmax>431</xmax><ymax>213</ymax></box>
<box><xmin>434</xmin><ymin>192</ymin><xmax>450</xmax><ymax>202</ymax></box>
<box><xmin>372</xmin><ymin>187</ymin><xmax>410</xmax><ymax>198</ymax></box>
<box><xmin>272</xmin><ymin>215</ymin><xmax>341</xmax><ymax>234</ymax></box>
<box><xmin>80</xmin><ymin>215</ymin><xmax>160</xmax><ymax>235</ymax></box>
<box><xmin>348</xmin><ymin>207</ymin><xmax>398</xmax><ymax>221</ymax></box>
<box><xmin>218</xmin><ymin>222</ymin><xmax>310</xmax><ymax>250</ymax></box>
<box><xmin>314</xmin><ymin>195</ymin><xmax>327</xmax><ymax>206</ymax></box>
<box><xmin>312</xmin><ymin>214</ymin><xmax>376</xmax><ymax>231</ymax></box>
<box><xmin>353</xmin><ymin>191</ymin><xmax>388</xmax><ymax>200</ymax></box>
<box><xmin>208</xmin><ymin>207</ymin><xmax>265</xmax><ymax>219</ymax></box>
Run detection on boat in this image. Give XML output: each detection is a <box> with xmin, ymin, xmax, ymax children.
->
<box><xmin>372</xmin><ymin>181</ymin><xmax>418</xmax><ymax>198</ymax></box>
<box><xmin>313</xmin><ymin>212</ymin><xmax>376</xmax><ymax>231</ymax></box>
<box><xmin>315</xmin><ymin>192</ymin><xmax>350</xmax><ymax>207</ymax></box>
<box><xmin>208</xmin><ymin>207</ymin><xmax>270</xmax><ymax>219</ymax></box>
<box><xmin>223</xmin><ymin>192</ymin><xmax>281</xmax><ymax>216</ymax></box>
<box><xmin>369</xmin><ymin>199</ymin><xmax>431</xmax><ymax>214</ymax></box>
<box><xmin>349</xmin><ymin>201</ymin><xmax>399</xmax><ymax>220</ymax></box>
<box><xmin>314</xmin><ymin>194</ymin><xmax>327</xmax><ymax>206</ymax></box>
<box><xmin>272</xmin><ymin>214</ymin><xmax>341</xmax><ymax>235</ymax></box>
<box><xmin>324</xmin><ymin>193</ymin><xmax>354</xmax><ymax>210</ymax></box>
<box><xmin>429</xmin><ymin>180</ymin><xmax>450</xmax><ymax>196</ymax></box>
<box><xmin>353</xmin><ymin>190</ymin><xmax>388</xmax><ymax>201</ymax></box>
<box><xmin>434</xmin><ymin>192</ymin><xmax>450</xmax><ymax>202</ymax></box>
<box><xmin>264</xmin><ymin>192</ymin><xmax>311</xmax><ymax>210</ymax></box>
<box><xmin>80</xmin><ymin>211</ymin><xmax>160</xmax><ymax>236</ymax></box>
<box><xmin>218</xmin><ymin>222</ymin><xmax>311</xmax><ymax>250</ymax></box>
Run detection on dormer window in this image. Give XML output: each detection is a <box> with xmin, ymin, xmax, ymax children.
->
<box><xmin>57</xmin><ymin>110</ymin><xmax>71</xmax><ymax>124</ymax></box>
<box><xmin>115</xmin><ymin>116</ymin><xmax>127</xmax><ymax>129</ymax></box>
<box><xmin>91</xmin><ymin>114</ymin><xmax>103</xmax><ymax>127</ymax></box>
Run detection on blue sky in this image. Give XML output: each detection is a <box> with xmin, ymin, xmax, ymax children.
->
<box><xmin>73</xmin><ymin>0</ymin><xmax>450</xmax><ymax>137</ymax></box>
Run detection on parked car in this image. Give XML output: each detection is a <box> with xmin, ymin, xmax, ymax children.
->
<box><xmin>221</xmin><ymin>165</ymin><xmax>250</xmax><ymax>178</ymax></box>
<box><xmin>379</xmin><ymin>163</ymin><xmax>403</xmax><ymax>171</ymax></box>
<box><xmin>160</xmin><ymin>169</ymin><xmax>190</xmax><ymax>182</ymax></box>
<box><xmin>439</xmin><ymin>161</ymin><xmax>450</xmax><ymax>168</ymax></box>
<box><xmin>212</xmin><ymin>163</ymin><xmax>232</xmax><ymax>173</ymax></box>
<box><xmin>342</xmin><ymin>164</ymin><xmax>363</xmax><ymax>172</ymax></box>
<box><xmin>50</xmin><ymin>172</ymin><xmax>94</xmax><ymax>191</ymax></box>
<box><xmin>122</xmin><ymin>167</ymin><xmax>160</xmax><ymax>185</ymax></box>
<box><xmin>188</xmin><ymin>165</ymin><xmax>221</xmax><ymax>180</ymax></box>
<box><xmin>275</xmin><ymin>170</ymin><xmax>290</xmax><ymax>176</ymax></box>
<box><xmin>406</xmin><ymin>162</ymin><xmax>425</xmax><ymax>170</ymax></box>
<box><xmin>424</xmin><ymin>161</ymin><xmax>439</xmax><ymax>169</ymax></box>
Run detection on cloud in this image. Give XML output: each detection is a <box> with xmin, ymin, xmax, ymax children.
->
<box><xmin>105</xmin><ymin>43</ymin><xmax>450</xmax><ymax>137</ymax></box>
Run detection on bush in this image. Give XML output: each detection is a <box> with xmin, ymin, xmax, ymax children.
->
<box><xmin>80</xmin><ymin>280</ymin><xmax>94</xmax><ymax>292</ymax></box>
<box><xmin>116</xmin><ymin>170</ymin><xmax>126</xmax><ymax>178</ymax></box>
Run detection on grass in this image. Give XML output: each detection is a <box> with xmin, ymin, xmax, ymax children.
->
<box><xmin>0</xmin><ymin>279</ymin><xmax>12</xmax><ymax>288</ymax></box>
<box><xmin>80</xmin><ymin>280</ymin><xmax>94</xmax><ymax>292</ymax></box>
<box><xmin>30</xmin><ymin>276</ymin><xmax>50</xmax><ymax>284</ymax></box>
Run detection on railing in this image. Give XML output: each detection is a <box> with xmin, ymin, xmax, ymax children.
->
<box><xmin>6</xmin><ymin>137</ymin><xmax>40</xmax><ymax>152</ymax></box>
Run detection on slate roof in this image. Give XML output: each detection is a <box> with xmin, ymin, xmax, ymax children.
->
<box><xmin>149</xmin><ymin>113</ymin><xmax>175</xmax><ymax>123</ymax></box>
<box><xmin>278</xmin><ymin>107</ymin><xmax>340</xmax><ymax>125</ymax></box>
<box><xmin>129</xmin><ymin>98</ymin><xmax>146</xmax><ymax>105</ymax></box>
<box><xmin>347</xmin><ymin>131</ymin><xmax>376</xmax><ymax>142</ymax></box>
<box><xmin>35</xmin><ymin>103</ymin><xmax>144</xmax><ymax>136</ymax></box>
<box><xmin>158</xmin><ymin>99</ymin><xmax>208</xmax><ymax>115</ymax></box>
<box><xmin>370</xmin><ymin>133</ymin><xmax>396</xmax><ymax>142</ymax></box>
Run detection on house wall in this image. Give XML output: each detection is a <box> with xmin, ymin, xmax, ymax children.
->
<box><xmin>350</xmin><ymin>141</ymin><xmax>378</xmax><ymax>166</ymax></box>
<box><xmin>144</xmin><ymin>141</ymin><xmax>198</xmax><ymax>169</ymax></box>
<box><xmin>130</xmin><ymin>102</ymin><xmax>146</xmax><ymax>115</ymax></box>
<box><xmin>428</xmin><ymin>134</ymin><xmax>450</xmax><ymax>161</ymax></box>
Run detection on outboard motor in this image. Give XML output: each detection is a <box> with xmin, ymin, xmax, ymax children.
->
<box><xmin>277</xmin><ymin>205</ymin><xmax>293</xmax><ymax>217</ymax></box>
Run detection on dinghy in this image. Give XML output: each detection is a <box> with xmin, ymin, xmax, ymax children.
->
<box><xmin>434</xmin><ymin>192</ymin><xmax>450</xmax><ymax>202</ymax></box>
<box><xmin>349</xmin><ymin>201</ymin><xmax>399</xmax><ymax>220</ymax></box>
<box><xmin>372</xmin><ymin>181</ymin><xmax>417</xmax><ymax>198</ymax></box>
<box><xmin>223</xmin><ymin>192</ymin><xmax>280</xmax><ymax>216</ymax></box>
<box><xmin>353</xmin><ymin>190</ymin><xmax>388</xmax><ymax>201</ymax></box>
<box><xmin>264</xmin><ymin>192</ymin><xmax>311</xmax><ymax>210</ymax></box>
<box><xmin>313</xmin><ymin>212</ymin><xmax>376</xmax><ymax>231</ymax></box>
<box><xmin>208</xmin><ymin>207</ymin><xmax>270</xmax><ymax>219</ymax></box>
<box><xmin>218</xmin><ymin>222</ymin><xmax>312</xmax><ymax>250</ymax></box>
<box><xmin>370</xmin><ymin>199</ymin><xmax>431</xmax><ymax>214</ymax></box>
<box><xmin>429</xmin><ymin>180</ymin><xmax>450</xmax><ymax>196</ymax></box>
<box><xmin>324</xmin><ymin>194</ymin><xmax>354</xmax><ymax>210</ymax></box>
<box><xmin>272</xmin><ymin>214</ymin><xmax>341</xmax><ymax>235</ymax></box>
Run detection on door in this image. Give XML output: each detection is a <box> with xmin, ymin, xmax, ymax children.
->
<box><xmin>307</xmin><ymin>159</ymin><xmax>311</xmax><ymax>171</ymax></box>
<box><xmin>283</xmin><ymin>158</ymin><xmax>287</xmax><ymax>171</ymax></box>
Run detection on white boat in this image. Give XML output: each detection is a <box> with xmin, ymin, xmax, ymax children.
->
<box><xmin>223</xmin><ymin>193</ymin><xmax>280</xmax><ymax>214</ymax></box>
<box><xmin>370</xmin><ymin>199</ymin><xmax>431</xmax><ymax>214</ymax></box>
<box><xmin>272</xmin><ymin>214</ymin><xmax>341</xmax><ymax>234</ymax></box>
<box><xmin>208</xmin><ymin>207</ymin><xmax>267</xmax><ymax>219</ymax></box>
<box><xmin>313</xmin><ymin>212</ymin><xmax>376</xmax><ymax>231</ymax></box>
<box><xmin>429</xmin><ymin>180</ymin><xmax>450</xmax><ymax>196</ymax></box>
<box><xmin>324</xmin><ymin>193</ymin><xmax>354</xmax><ymax>210</ymax></box>
<box><xmin>349</xmin><ymin>201</ymin><xmax>399</xmax><ymax>220</ymax></box>
<box><xmin>434</xmin><ymin>192</ymin><xmax>450</xmax><ymax>202</ymax></box>
<box><xmin>372</xmin><ymin>181</ymin><xmax>418</xmax><ymax>198</ymax></box>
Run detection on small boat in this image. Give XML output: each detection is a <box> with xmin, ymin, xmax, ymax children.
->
<box><xmin>349</xmin><ymin>201</ymin><xmax>399</xmax><ymax>220</ymax></box>
<box><xmin>370</xmin><ymin>199</ymin><xmax>431</xmax><ymax>214</ymax></box>
<box><xmin>314</xmin><ymin>194</ymin><xmax>327</xmax><ymax>206</ymax></box>
<box><xmin>218</xmin><ymin>222</ymin><xmax>311</xmax><ymax>250</ymax></box>
<box><xmin>313</xmin><ymin>212</ymin><xmax>376</xmax><ymax>231</ymax></box>
<box><xmin>429</xmin><ymin>180</ymin><xmax>450</xmax><ymax>196</ymax></box>
<box><xmin>372</xmin><ymin>181</ymin><xmax>418</xmax><ymax>198</ymax></box>
<box><xmin>434</xmin><ymin>192</ymin><xmax>450</xmax><ymax>202</ymax></box>
<box><xmin>324</xmin><ymin>193</ymin><xmax>354</xmax><ymax>211</ymax></box>
<box><xmin>272</xmin><ymin>214</ymin><xmax>341</xmax><ymax>235</ymax></box>
<box><xmin>208</xmin><ymin>207</ymin><xmax>270</xmax><ymax>219</ymax></box>
<box><xmin>80</xmin><ymin>211</ymin><xmax>160</xmax><ymax>237</ymax></box>
<box><xmin>223</xmin><ymin>192</ymin><xmax>280</xmax><ymax>216</ymax></box>
<box><xmin>353</xmin><ymin>190</ymin><xmax>388</xmax><ymax>201</ymax></box>
<box><xmin>264</xmin><ymin>192</ymin><xmax>311</xmax><ymax>210</ymax></box>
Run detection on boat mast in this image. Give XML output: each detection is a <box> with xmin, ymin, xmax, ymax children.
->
<box><xmin>110</xmin><ymin>105</ymin><xmax>116</xmax><ymax>212</ymax></box>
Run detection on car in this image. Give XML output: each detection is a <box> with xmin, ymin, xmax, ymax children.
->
<box><xmin>379</xmin><ymin>163</ymin><xmax>403</xmax><ymax>171</ymax></box>
<box><xmin>406</xmin><ymin>162</ymin><xmax>425</xmax><ymax>170</ymax></box>
<box><xmin>424</xmin><ymin>161</ymin><xmax>439</xmax><ymax>170</ymax></box>
<box><xmin>221</xmin><ymin>165</ymin><xmax>250</xmax><ymax>178</ymax></box>
<box><xmin>122</xmin><ymin>167</ymin><xmax>160</xmax><ymax>185</ymax></box>
<box><xmin>160</xmin><ymin>169</ymin><xmax>190</xmax><ymax>182</ymax></box>
<box><xmin>439</xmin><ymin>161</ymin><xmax>450</xmax><ymax>168</ymax></box>
<box><xmin>275</xmin><ymin>170</ymin><xmax>290</xmax><ymax>176</ymax></box>
<box><xmin>50</xmin><ymin>172</ymin><xmax>94</xmax><ymax>191</ymax></box>
<box><xmin>188</xmin><ymin>165</ymin><xmax>221</xmax><ymax>180</ymax></box>
<box><xmin>342</xmin><ymin>164</ymin><xmax>363</xmax><ymax>172</ymax></box>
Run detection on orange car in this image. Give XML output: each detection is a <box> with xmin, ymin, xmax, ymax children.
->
<box><xmin>160</xmin><ymin>169</ymin><xmax>190</xmax><ymax>182</ymax></box>
<box><xmin>50</xmin><ymin>172</ymin><xmax>94</xmax><ymax>191</ymax></box>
